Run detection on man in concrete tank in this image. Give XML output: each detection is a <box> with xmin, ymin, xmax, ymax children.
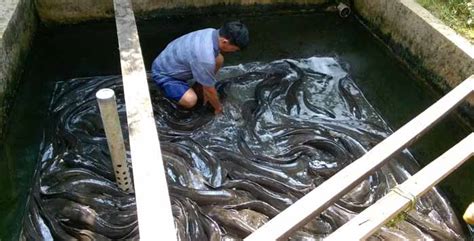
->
<box><xmin>151</xmin><ymin>21</ymin><xmax>249</xmax><ymax>114</ymax></box>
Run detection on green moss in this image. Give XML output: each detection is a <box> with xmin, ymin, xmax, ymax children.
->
<box><xmin>354</xmin><ymin>14</ymin><xmax>473</xmax><ymax>130</ymax></box>
<box><xmin>138</xmin><ymin>2</ymin><xmax>334</xmax><ymax>21</ymax></box>
<box><xmin>0</xmin><ymin>0</ymin><xmax>37</xmax><ymax>142</ymax></box>
<box><xmin>356</xmin><ymin>15</ymin><xmax>447</xmax><ymax>92</ymax></box>
<box><xmin>39</xmin><ymin>2</ymin><xmax>336</xmax><ymax>26</ymax></box>
<box><xmin>386</xmin><ymin>211</ymin><xmax>409</xmax><ymax>229</ymax></box>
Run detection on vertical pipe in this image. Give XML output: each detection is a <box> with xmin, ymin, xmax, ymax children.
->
<box><xmin>464</xmin><ymin>203</ymin><xmax>474</xmax><ymax>225</ymax></box>
<box><xmin>337</xmin><ymin>2</ymin><xmax>351</xmax><ymax>18</ymax></box>
<box><xmin>96</xmin><ymin>88</ymin><xmax>133</xmax><ymax>193</ymax></box>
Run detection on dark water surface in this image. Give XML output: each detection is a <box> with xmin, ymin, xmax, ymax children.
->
<box><xmin>1</xmin><ymin>12</ymin><xmax>472</xmax><ymax>240</ymax></box>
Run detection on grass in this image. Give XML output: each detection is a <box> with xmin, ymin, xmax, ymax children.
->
<box><xmin>417</xmin><ymin>0</ymin><xmax>474</xmax><ymax>43</ymax></box>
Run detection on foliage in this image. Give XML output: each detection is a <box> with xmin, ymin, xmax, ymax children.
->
<box><xmin>417</xmin><ymin>0</ymin><xmax>474</xmax><ymax>43</ymax></box>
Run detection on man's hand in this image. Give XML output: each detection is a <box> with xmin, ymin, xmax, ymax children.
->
<box><xmin>203</xmin><ymin>86</ymin><xmax>222</xmax><ymax>114</ymax></box>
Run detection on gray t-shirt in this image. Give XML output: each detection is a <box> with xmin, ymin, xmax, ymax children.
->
<box><xmin>151</xmin><ymin>28</ymin><xmax>220</xmax><ymax>87</ymax></box>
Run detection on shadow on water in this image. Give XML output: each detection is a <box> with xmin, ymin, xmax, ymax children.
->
<box><xmin>0</xmin><ymin>12</ymin><xmax>472</xmax><ymax>240</ymax></box>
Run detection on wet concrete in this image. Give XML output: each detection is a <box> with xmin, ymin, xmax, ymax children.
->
<box><xmin>35</xmin><ymin>0</ymin><xmax>329</xmax><ymax>24</ymax></box>
<box><xmin>0</xmin><ymin>0</ymin><xmax>37</xmax><ymax>140</ymax></box>
<box><xmin>354</xmin><ymin>0</ymin><xmax>474</xmax><ymax>107</ymax></box>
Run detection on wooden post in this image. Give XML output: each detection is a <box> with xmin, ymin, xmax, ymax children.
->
<box><xmin>326</xmin><ymin>133</ymin><xmax>474</xmax><ymax>240</ymax></box>
<box><xmin>96</xmin><ymin>88</ymin><xmax>134</xmax><ymax>193</ymax></box>
<box><xmin>113</xmin><ymin>0</ymin><xmax>176</xmax><ymax>240</ymax></box>
<box><xmin>245</xmin><ymin>76</ymin><xmax>474</xmax><ymax>241</ymax></box>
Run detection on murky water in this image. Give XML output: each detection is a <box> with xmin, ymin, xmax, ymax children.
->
<box><xmin>1</xmin><ymin>12</ymin><xmax>472</xmax><ymax>240</ymax></box>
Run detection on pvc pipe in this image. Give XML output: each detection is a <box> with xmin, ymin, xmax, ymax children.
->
<box><xmin>464</xmin><ymin>203</ymin><xmax>474</xmax><ymax>225</ymax></box>
<box><xmin>337</xmin><ymin>2</ymin><xmax>351</xmax><ymax>18</ymax></box>
<box><xmin>96</xmin><ymin>88</ymin><xmax>134</xmax><ymax>193</ymax></box>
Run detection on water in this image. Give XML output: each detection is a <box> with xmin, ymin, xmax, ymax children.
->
<box><xmin>0</xmin><ymin>12</ymin><xmax>471</xmax><ymax>240</ymax></box>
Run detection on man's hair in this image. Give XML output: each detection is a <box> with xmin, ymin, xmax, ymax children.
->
<box><xmin>219</xmin><ymin>21</ymin><xmax>249</xmax><ymax>50</ymax></box>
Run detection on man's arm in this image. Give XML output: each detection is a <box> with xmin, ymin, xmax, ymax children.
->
<box><xmin>203</xmin><ymin>86</ymin><xmax>222</xmax><ymax>114</ymax></box>
<box><xmin>190</xmin><ymin>60</ymin><xmax>222</xmax><ymax>114</ymax></box>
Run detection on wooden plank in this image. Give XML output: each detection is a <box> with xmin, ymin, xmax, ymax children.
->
<box><xmin>326</xmin><ymin>133</ymin><xmax>474</xmax><ymax>240</ymax></box>
<box><xmin>113</xmin><ymin>0</ymin><xmax>176</xmax><ymax>240</ymax></box>
<box><xmin>245</xmin><ymin>76</ymin><xmax>474</xmax><ymax>241</ymax></box>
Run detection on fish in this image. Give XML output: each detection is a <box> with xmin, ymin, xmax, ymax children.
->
<box><xmin>216</xmin><ymin>150</ymin><xmax>312</xmax><ymax>189</ymax></box>
<box><xmin>169</xmin><ymin>185</ymin><xmax>237</xmax><ymax>206</ymax></box>
<box><xmin>223</xmin><ymin>180</ymin><xmax>296</xmax><ymax>210</ymax></box>
<box><xmin>205</xmin><ymin>207</ymin><xmax>260</xmax><ymax>238</ymax></box>
<box><xmin>222</xmin><ymin>200</ymin><xmax>280</xmax><ymax>218</ymax></box>
<box><xmin>338</xmin><ymin>76</ymin><xmax>362</xmax><ymax>119</ymax></box>
<box><xmin>21</xmin><ymin>58</ymin><xmax>465</xmax><ymax>240</ymax></box>
<box><xmin>44</xmin><ymin>198</ymin><xmax>137</xmax><ymax>239</ymax></box>
<box><xmin>170</xmin><ymin>138</ymin><xmax>224</xmax><ymax>187</ymax></box>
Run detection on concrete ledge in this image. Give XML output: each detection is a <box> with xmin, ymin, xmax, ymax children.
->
<box><xmin>354</xmin><ymin>0</ymin><xmax>474</xmax><ymax>107</ymax></box>
<box><xmin>35</xmin><ymin>0</ymin><xmax>329</xmax><ymax>24</ymax></box>
<box><xmin>0</xmin><ymin>0</ymin><xmax>38</xmax><ymax>140</ymax></box>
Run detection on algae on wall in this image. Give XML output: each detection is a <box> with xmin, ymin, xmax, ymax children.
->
<box><xmin>34</xmin><ymin>0</ymin><xmax>331</xmax><ymax>24</ymax></box>
<box><xmin>353</xmin><ymin>0</ymin><xmax>474</xmax><ymax>107</ymax></box>
<box><xmin>0</xmin><ymin>0</ymin><xmax>38</xmax><ymax>140</ymax></box>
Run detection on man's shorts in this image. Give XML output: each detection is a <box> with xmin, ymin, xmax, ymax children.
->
<box><xmin>152</xmin><ymin>75</ymin><xmax>190</xmax><ymax>101</ymax></box>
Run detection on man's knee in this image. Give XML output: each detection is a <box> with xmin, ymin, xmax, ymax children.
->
<box><xmin>215</xmin><ymin>54</ymin><xmax>224</xmax><ymax>73</ymax></box>
<box><xmin>179</xmin><ymin>89</ymin><xmax>198</xmax><ymax>108</ymax></box>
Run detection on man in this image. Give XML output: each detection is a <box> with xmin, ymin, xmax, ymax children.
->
<box><xmin>151</xmin><ymin>21</ymin><xmax>249</xmax><ymax>114</ymax></box>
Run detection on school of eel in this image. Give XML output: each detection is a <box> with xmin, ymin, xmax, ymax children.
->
<box><xmin>21</xmin><ymin>57</ymin><xmax>466</xmax><ymax>240</ymax></box>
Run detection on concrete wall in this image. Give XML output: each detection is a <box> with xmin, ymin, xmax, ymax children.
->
<box><xmin>354</xmin><ymin>0</ymin><xmax>474</xmax><ymax>107</ymax></box>
<box><xmin>0</xmin><ymin>0</ymin><xmax>38</xmax><ymax>140</ymax></box>
<box><xmin>35</xmin><ymin>0</ymin><xmax>330</xmax><ymax>24</ymax></box>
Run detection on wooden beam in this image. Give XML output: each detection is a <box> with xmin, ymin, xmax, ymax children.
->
<box><xmin>245</xmin><ymin>76</ymin><xmax>474</xmax><ymax>241</ymax></box>
<box><xmin>113</xmin><ymin>0</ymin><xmax>176</xmax><ymax>240</ymax></box>
<box><xmin>326</xmin><ymin>133</ymin><xmax>474</xmax><ymax>240</ymax></box>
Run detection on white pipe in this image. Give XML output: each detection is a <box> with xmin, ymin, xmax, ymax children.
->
<box><xmin>96</xmin><ymin>88</ymin><xmax>134</xmax><ymax>193</ymax></box>
<box><xmin>337</xmin><ymin>2</ymin><xmax>351</xmax><ymax>18</ymax></box>
<box><xmin>464</xmin><ymin>203</ymin><xmax>474</xmax><ymax>225</ymax></box>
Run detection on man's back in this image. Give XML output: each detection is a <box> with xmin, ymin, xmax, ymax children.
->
<box><xmin>152</xmin><ymin>28</ymin><xmax>219</xmax><ymax>87</ymax></box>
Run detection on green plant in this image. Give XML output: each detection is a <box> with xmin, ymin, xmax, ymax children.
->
<box><xmin>417</xmin><ymin>0</ymin><xmax>474</xmax><ymax>43</ymax></box>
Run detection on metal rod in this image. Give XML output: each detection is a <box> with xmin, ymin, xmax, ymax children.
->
<box><xmin>326</xmin><ymin>133</ymin><xmax>474</xmax><ymax>240</ymax></box>
<box><xmin>245</xmin><ymin>76</ymin><xmax>474</xmax><ymax>241</ymax></box>
<box><xmin>96</xmin><ymin>88</ymin><xmax>134</xmax><ymax>193</ymax></box>
<box><xmin>113</xmin><ymin>0</ymin><xmax>176</xmax><ymax>239</ymax></box>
